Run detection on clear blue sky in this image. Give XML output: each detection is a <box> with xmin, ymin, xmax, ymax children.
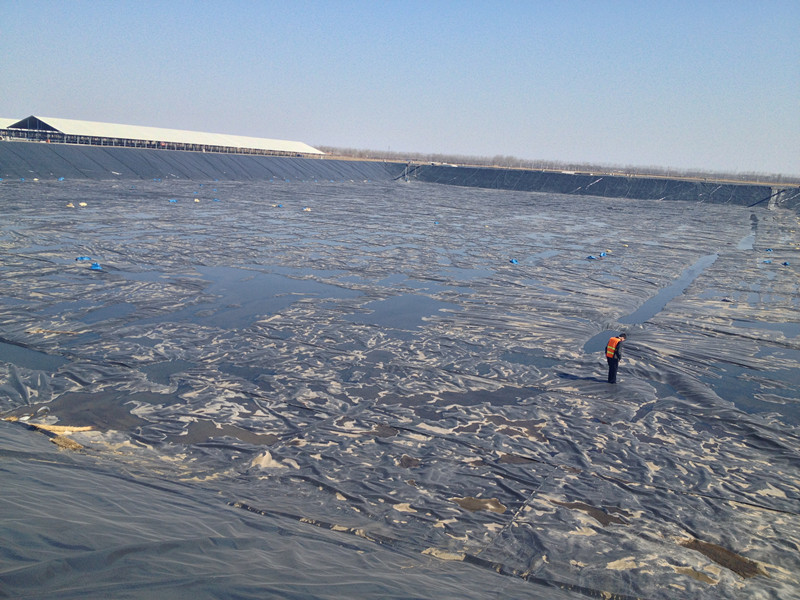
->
<box><xmin>3</xmin><ymin>0</ymin><xmax>798</xmax><ymax>175</ymax></box>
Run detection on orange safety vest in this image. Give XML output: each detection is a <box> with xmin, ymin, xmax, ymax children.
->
<box><xmin>606</xmin><ymin>337</ymin><xmax>622</xmax><ymax>358</ymax></box>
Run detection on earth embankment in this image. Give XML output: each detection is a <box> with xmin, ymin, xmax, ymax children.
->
<box><xmin>0</xmin><ymin>141</ymin><xmax>405</xmax><ymax>182</ymax></box>
<box><xmin>3</xmin><ymin>141</ymin><xmax>797</xmax><ymax>207</ymax></box>
<box><xmin>411</xmin><ymin>164</ymin><xmax>781</xmax><ymax>205</ymax></box>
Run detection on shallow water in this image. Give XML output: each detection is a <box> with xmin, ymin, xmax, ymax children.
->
<box><xmin>619</xmin><ymin>253</ymin><xmax>719</xmax><ymax>325</ymax></box>
<box><xmin>1</xmin><ymin>178</ymin><xmax>799</xmax><ymax>599</ymax></box>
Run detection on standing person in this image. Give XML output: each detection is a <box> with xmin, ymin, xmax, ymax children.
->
<box><xmin>605</xmin><ymin>333</ymin><xmax>627</xmax><ymax>383</ymax></box>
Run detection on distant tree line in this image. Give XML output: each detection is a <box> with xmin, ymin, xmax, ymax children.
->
<box><xmin>316</xmin><ymin>146</ymin><xmax>800</xmax><ymax>186</ymax></box>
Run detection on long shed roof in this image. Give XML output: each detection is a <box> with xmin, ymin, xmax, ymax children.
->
<box><xmin>7</xmin><ymin>115</ymin><xmax>324</xmax><ymax>155</ymax></box>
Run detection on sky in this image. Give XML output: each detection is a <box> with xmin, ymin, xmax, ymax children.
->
<box><xmin>2</xmin><ymin>0</ymin><xmax>798</xmax><ymax>175</ymax></box>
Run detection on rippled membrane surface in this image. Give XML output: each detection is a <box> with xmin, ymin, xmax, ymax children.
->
<box><xmin>1</xmin><ymin>179</ymin><xmax>799</xmax><ymax>599</ymax></box>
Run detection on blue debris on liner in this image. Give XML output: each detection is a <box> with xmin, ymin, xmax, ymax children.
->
<box><xmin>587</xmin><ymin>255</ymin><xmax>598</xmax><ymax>260</ymax></box>
<box><xmin>213</xmin><ymin>198</ymin><xmax>220</xmax><ymax>202</ymax></box>
<box><xmin>75</xmin><ymin>256</ymin><xmax>92</xmax><ymax>261</ymax></box>
<box><xmin>169</xmin><ymin>199</ymin><xmax>178</xmax><ymax>203</ymax></box>
<box><xmin>766</xmin><ymin>248</ymin><xmax>773</xmax><ymax>252</ymax></box>
<box><xmin>783</xmin><ymin>261</ymin><xmax>790</xmax><ymax>266</ymax></box>
<box><xmin>763</xmin><ymin>259</ymin><xmax>772</xmax><ymax>264</ymax></box>
<box><xmin>90</xmin><ymin>262</ymin><xmax>102</xmax><ymax>271</ymax></box>
<box><xmin>509</xmin><ymin>259</ymin><xmax>518</xmax><ymax>264</ymax></box>
<box><xmin>599</xmin><ymin>252</ymin><xmax>607</xmax><ymax>257</ymax></box>
<box><xmin>58</xmin><ymin>177</ymin><xmax>65</xmax><ymax>181</ymax></box>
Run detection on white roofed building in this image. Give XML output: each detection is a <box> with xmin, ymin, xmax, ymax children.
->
<box><xmin>2</xmin><ymin>116</ymin><xmax>324</xmax><ymax>156</ymax></box>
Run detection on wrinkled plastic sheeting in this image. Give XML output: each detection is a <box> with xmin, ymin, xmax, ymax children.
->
<box><xmin>0</xmin><ymin>420</ymin><xmax>561</xmax><ymax>600</ymax></box>
<box><xmin>1</xmin><ymin>178</ymin><xmax>799</xmax><ymax>599</ymax></box>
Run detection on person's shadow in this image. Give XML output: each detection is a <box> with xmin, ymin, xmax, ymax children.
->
<box><xmin>556</xmin><ymin>372</ymin><xmax>607</xmax><ymax>383</ymax></box>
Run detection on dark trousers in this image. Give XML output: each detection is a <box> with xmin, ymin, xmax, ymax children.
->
<box><xmin>607</xmin><ymin>357</ymin><xmax>619</xmax><ymax>383</ymax></box>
